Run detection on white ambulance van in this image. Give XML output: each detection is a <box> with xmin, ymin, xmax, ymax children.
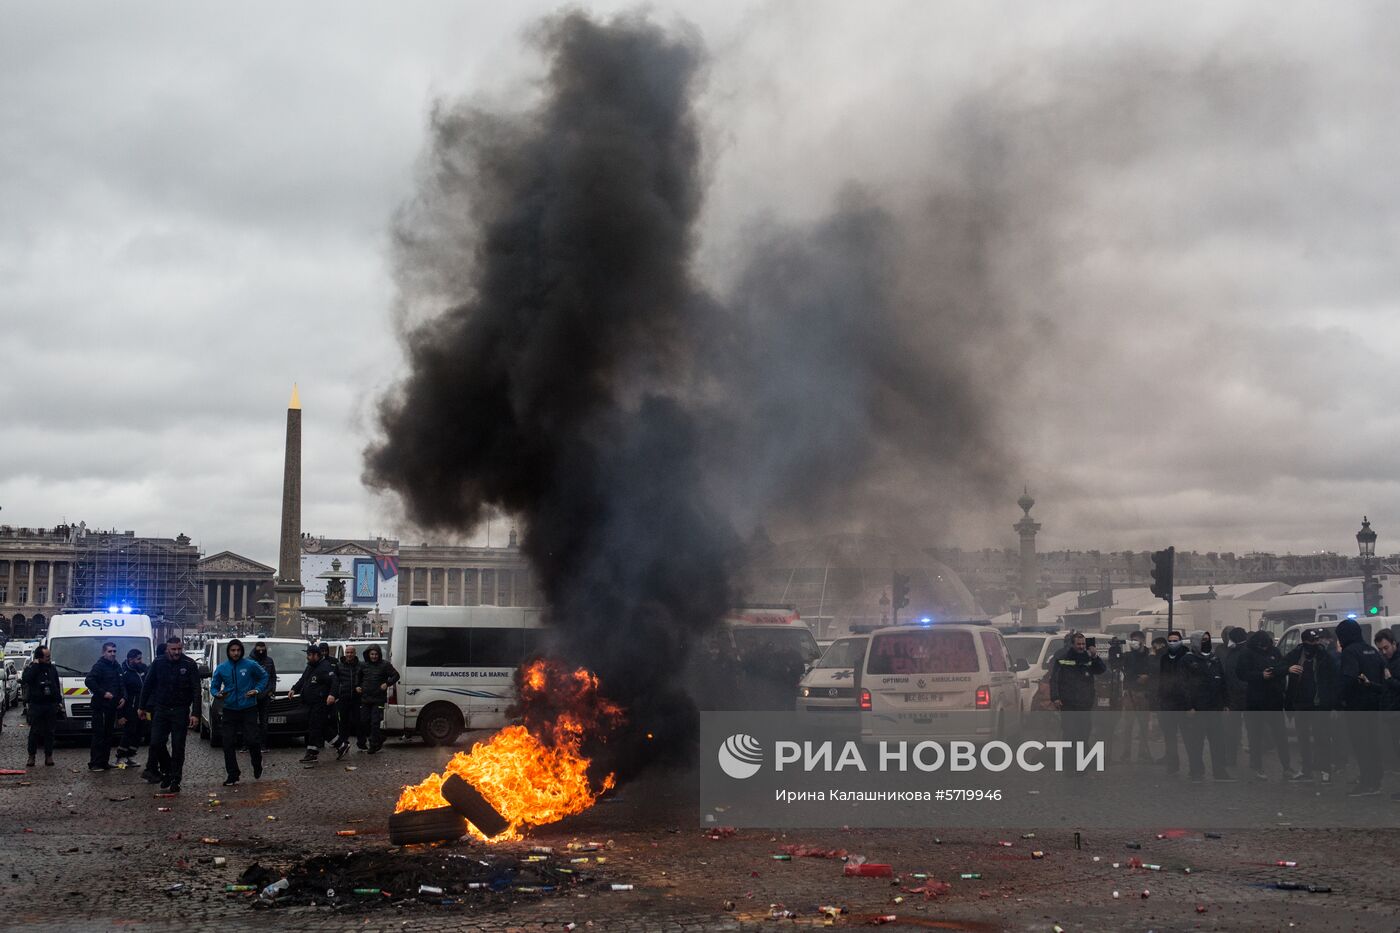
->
<box><xmin>44</xmin><ymin>609</ymin><xmax>155</xmax><ymax>738</ymax></box>
<box><xmin>381</xmin><ymin>604</ymin><xmax>546</xmax><ymax>746</ymax></box>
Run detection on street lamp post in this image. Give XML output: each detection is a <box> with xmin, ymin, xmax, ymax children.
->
<box><xmin>1357</xmin><ymin>516</ymin><xmax>1378</xmax><ymax>615</ymax></box>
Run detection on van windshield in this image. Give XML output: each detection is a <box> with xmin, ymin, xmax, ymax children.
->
<box><xmin>255</xmin><ymin>642</ymin><xmax>314</xmax><ymax>692</ymax></box>
<box><xmin>49</xmin><ymin>636</ymin><xmax>153</xmax><ymax>675</ymax></box>
<box><xmin>868</xmin><ymin>629</ymin><xmax>978</xmax><ymax>675</ymax></box>
<box><xmin>1003</xmin><ymin>636</ymin><xmax>1046</xmax><ymax>668</ymax></box>
<box><xmin>814</xmin><ymin>638</ymin><xmax>867</xmax><ymax>669</ymax></box>
<box><xmin>731</xmin><ymin>627</ymin><xmax>821</xmax><ymax>664</ymax></box>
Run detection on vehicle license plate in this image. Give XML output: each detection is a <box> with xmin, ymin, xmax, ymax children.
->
<box><xmin>268</xmin><ymin>716</ymin><xmax>287</xmax><ymax>725</ymax></box>
<box><xmin>904</xmin><ymin>693</ymin><xmax>936</xmax><ymax>703</ymax></box>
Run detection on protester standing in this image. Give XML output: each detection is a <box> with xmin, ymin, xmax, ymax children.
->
<box><xmin>331</xmin><ymin>646</ymin><xmax>362</xmax><ymax>757</ymax></box>
<box><xmin>1157</xmin><ymin>631</ymin><xmax>1192</xmax><ymax>775</ymax></box>
<box><xmin>21</xmin><ymin>645</ymin><xmax>61</xmax><ymax>767</ymax></box>
<box><xmin>1283</xmin><ymin>628</ymin><xmax>1336</xmax><ymax>783</ymax></box>
<box><xmin>84</xmin><ymin>641</ymin><xmax>125</xmax><ymax>772</ymax></box>
<box><xmin>209</xmin><ymin>639</ymin><xmax>269</xmax><ymax>785</ymax></box>
<box><xmin>1218</xmin><ymin>627</ymin><xmax>1249</xmax><ymax>768</ymax></box>
<box><xmin>250</xmin><ymin>641</ymin><xmax>277</xmax><ymax>736</ymax></box>
<box><xmin>114</xmin><ymin>648</ymin><xmax>147</xmax><ymax>769</ymax></box>
<box><xmin>138</xmin><ymin>636</ymin><xmax>202</xmax><ymax>793</ymax></box>
<box><xmin>1049</xmin><ymin>632</ymin><xmax>1105</xmax><ymax>743</ymax></box>
<box><xmin>1236</xmin><ymin>630</ymin><xmax>1292</xmax><ymax>780</ymax></box>
<box><xmin>1336</xmin><ymin>618</ymin><xmax>1385</xmax><ymax>796</ymax></box>
<box><xmin>355</xmin><ymin>645</ymin><xmax>399</xmax><ymax>754</ymax></box>
<box><xmin>1119</xmin><ymin>632</ymin><xmax>1154</xmax><ymax>762</ymax></box>
<box><xmin>1183</xmin><ymin>631</ymin><xmax>1233</xmax><ymax>782</ymax></box>
<box><xmin>289</xmin><ymin>643</ymin><xmax>336</xmax><ymax>764</ymax></box>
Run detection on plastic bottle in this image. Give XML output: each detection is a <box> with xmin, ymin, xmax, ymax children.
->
<box><xmin>260</xmin><ymin>878</ymin><xmax>289</xmax><ymax>899</ymax></box>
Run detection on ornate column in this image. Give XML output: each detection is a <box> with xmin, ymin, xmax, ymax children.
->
<box><xmin>1014</xmin><ymin>489</ymin><xmax>1042</xmax><ymax>628</ymax></box>
<box><xmin>47</xmin><ymin>562</ymin><xmax>56</xmax><ymax>606</ymax></box>
<box><xmin>26</xmin><ymin>561</ymin><xmax>36</xmax><ymax>606</ymax></box>
<box><xmin>4</xmin><ymin>558</ymin><xmax>14</xmax><ymax>605</ymax></box>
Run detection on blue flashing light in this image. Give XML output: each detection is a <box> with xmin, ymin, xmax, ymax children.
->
<box><xmin>107</xmin><ymin>605</ymin><xmax>121</xmax><ymax>613</ymax></box>
<box><xmin>919</xmin><ymin>617</ymin><xmax>933</xmax><ymax>624</ymax></box>
<box><xmin>1346</xmin><ymin>613</ymin><xmax>1358</xmax><ymax>620</ymax></box>
<box><xmin>119</xmin><ymin>604</ymin><xmax>133</xmax><ymax>614</ymax></box>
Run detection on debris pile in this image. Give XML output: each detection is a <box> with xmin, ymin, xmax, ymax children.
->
<box><xmin>239</xmin><ymin>845</ymin><xmax>613</xmax><ymax>909</ymax></box>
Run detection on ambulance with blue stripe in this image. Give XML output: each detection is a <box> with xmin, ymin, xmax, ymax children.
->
<box><xmin>382</xmin><ymin>604</ymin><xmax>546</xmax><ymax>747</ymax></box>
<box><xmin>43</xmin><ymin>608</ymin><xmax>155</xmax><ymax>737</ymax></box>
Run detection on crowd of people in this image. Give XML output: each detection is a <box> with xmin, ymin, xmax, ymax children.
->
<box><xmin>15</xmin><ymin>636</ymin><xmax>400</xmax><ymax>789</ymax></box>
<box><xmin>1047</xmin><ymin>620</ymin><xmax>1400</xmax><ymax>796</ymax></box>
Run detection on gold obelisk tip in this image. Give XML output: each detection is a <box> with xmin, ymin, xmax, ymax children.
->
<box><xmin>289</xmin><ymin>383</ymin><xmax>301</xmax><ymax>410</ymax></box>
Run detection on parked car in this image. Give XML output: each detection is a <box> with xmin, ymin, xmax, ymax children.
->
<box><xmin>198</xmin><ymin>637</ymin><xmax>312</xmax><ymax>746</ymax></box>
<box><xmin>1</xmin><ymin>657</ymin><xmax>20</xmax><ymax>709</ymax></box>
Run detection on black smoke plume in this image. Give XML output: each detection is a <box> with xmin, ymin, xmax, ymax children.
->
<box><xmin>365</xmin><ymin>11</ymin><xmax>1013</xmax><ymax>771</ymax></box>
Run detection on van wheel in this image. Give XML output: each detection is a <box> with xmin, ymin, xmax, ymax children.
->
<box><xmin>418</xmin><ymin>704</ymin><xmax>463</xmax><ymax>747</ymax></box>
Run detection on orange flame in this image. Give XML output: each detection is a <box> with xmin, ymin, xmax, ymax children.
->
<box><xmin>395</xmin><ymin>659</ymin><xmax>623</xmax><ymax>842</ymax></box>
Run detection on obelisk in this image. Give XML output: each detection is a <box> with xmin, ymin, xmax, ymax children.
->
<box><xmin>273</xmin><ymin>384</ymin><xmax>304</xmax><ymax>637</ymax></box>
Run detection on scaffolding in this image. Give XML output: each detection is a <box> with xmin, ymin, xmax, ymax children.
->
<box><xmin>70</xmin><ymin>529</ymin><xmax>203</xmax><ymax>632</ymax></box>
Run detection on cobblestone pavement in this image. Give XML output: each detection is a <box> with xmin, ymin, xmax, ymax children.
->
<box><xmin>2</xmin><ymin>717</ymin><xmax>1400</xmax><ymax>932</ymax></box>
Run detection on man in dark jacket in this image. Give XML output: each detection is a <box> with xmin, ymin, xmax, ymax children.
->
<box><xmin>1218</xmin><ymin>627</ymin><xmax>1249</xmax><ymax>768</ymax></box>
<box><xmin>330</xmin><ymin>646</ymin><xmax>362</xmax><ymax>757</ymax></box>
<box><xmin>84</xmin><ymin>641</ymin><xmax>126</xmax><ymax>772</ymax></box>
<box><xmin>289</xmin><ymin>644</ymin><xmax>337</xmax><ymax>764</ymax></box>
<box><xmin>21</xmin><ymin>645</ymin><xmax>62</xmax><ymax>767</ymax></box>
<box><xmin>1157</xmin><ymin>631</ymin><xmax>1192</xmax><ymax>775</ymax></box>
<box><xmin>1375</xmin><ymin>629</ymin><xmax>1400</xmax><ymax>776</ymax></box>
<box><xmin>138</xmin><ymin>636</ymin><xmax>202</xmax><ymax>793</ymax></box>
<box><xmin>355</xmin><ymin>645</ymin><xmax>399</xmax><ymax>754</ymax></box>
<box><xmin>1283</xmin><ymin>628</ymin><xmax>1336</xmax><ymax>783</ymax></box>
<box><xmin>1336</xmin><ymin>618</ymin><xmax>1385</xmax><ymax>795</ymax></box>
<box><xmin>1236</xmin><ymin>630</ymin><xmax>1292</xmax><ymax>780</ymax></box>
<box><xmin>1049</xmin><ymin>632</ymin><xmax>1106</xmax><ymax>743</ymax></box>
<box><xmin>114</xmin><ymin>648</ymin><xmax>147</xmax><ymax>769</ymax></box>
<box><xmin>1183</xmin><ymin>631</ymin><xmax>1233</xmax><ymax>782</ymax></box>
<box><xmin>250</xmin><ymin>641</ymin><xmax>276</xmax><ymax>737</ymax></box>
<box><xmin>1118</xmin><ymin>632</ymin><xmax>1154</xmax><ymax>762</ymax></box>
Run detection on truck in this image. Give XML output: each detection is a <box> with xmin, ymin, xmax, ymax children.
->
<box><xmin>43</xmin><ymin>609</ymin><xmax>154</xmax><ymax>739</ymax></box>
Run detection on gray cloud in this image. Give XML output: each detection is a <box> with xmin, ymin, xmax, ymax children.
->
<box><xmin>4</xmin><ymin>0</ymin><xmax>1400</xmax><ymax>563</ymax></box>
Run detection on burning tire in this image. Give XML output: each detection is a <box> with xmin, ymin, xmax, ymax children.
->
<box><xmin>388</xmin><ymin>806</ymin><xmax>467</xmax><ymax>846</ymax></box>
<box><xmin>417</xmin><ymin>703</ymin><xmax>463</xmax><ymax>747</ymax></box>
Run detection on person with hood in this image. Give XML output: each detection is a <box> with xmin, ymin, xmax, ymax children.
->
<box><xmin>1156</xmin><ymin>631</ymin><xmax>1193</xmax><ymax>775</ymax></box>
<box><xmin>1118</xmin><ymin>631</ymin><xmax>1154</xmax><ymax>763</ymax></box>
<box><xmin>84</xmin><ymin>641</ymin><xmax>126</xmax><ymax>772</ymax></box>
<box><xmin>1335</xmin><ymin>617</ymin><xmax>1385</xmax><ymax>796</ymax></box>
<box><xmin>1049</xmin><ymin>632</ymin><xmax>1106</xmax><ymax>743</ymax></box>
<box><xmin>1218</xmin><ymin>627</ymin><xmax>1249</xmax><ymax>769</ymax></box>
<box><xmin>330</xmin><ymin>645</ymin><xmax>362</xmax><ymax>758</ymax></box>
<box><xmin>249</xmin><ymin>641</ymin><xmax>276</xmax><ymax>737</ymax></box>
<box><xmin>1235</xmin><ymin>629</ymin><xmax>1291</xmax><ymax>780</ymax></box>
<box><xmin>1283</xmin><ymin>628</ymin><xmax>1336</xmax><ymax>783</ymax></box>
<box><xmin>289</xmin><ymin>643</ymin><xmax>337</xmax><ymax>764</ymax></box>
<box><xmin>21</xmin><ymin>644</ymin><xmax>62</xmax><ymax>767</ymax></box>
<box><xmin>355</xmin><ymin>645</ymin><xmax>400</xmax><ymax>754</ymax></box>
<box><xmin>1183</xmin><ymin>631</ymin><xmax>1234</xmax><ymax>782</ymax></box>
<box><xmin>209</xmin><ymin>638</ymin><xmax>269</xmax><ymax>785</ymax></box>
<box><xmin>113</xmin><ymin>648</ymin><xmax>147</xmax><ymax>769</ymax></box>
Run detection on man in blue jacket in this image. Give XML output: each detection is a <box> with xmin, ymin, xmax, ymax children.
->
<box><xmin>84</xmin><ymin>641</ymin><xmax>125</xmax><ymax>772</ymax></box>
<box><xmin>209</xmin><ymin>638</ymin><xmax>269</xmax><ymax>786</ymax></box>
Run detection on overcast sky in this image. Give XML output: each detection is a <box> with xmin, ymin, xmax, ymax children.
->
<box><xmin>3</xmin><ymin>1</ymin><xmax>1399</xmax><ymax>566</ymax></box>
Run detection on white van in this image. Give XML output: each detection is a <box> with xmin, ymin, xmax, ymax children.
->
<box><xmin>382</xmin><ymin>605</ymin><xmax>546</xmax><ymax>746</ymax></box>
<box><xmin>859</xmin><ymin>621</ymin><xmax>1021</xmax><ymax>744</ymax></box>
<box><xmin>1002</xmin><ymin>631</ymin><xmax>1068</xmax><ymax>712</ymax></box>
<box><xmin>44</xmin><ymin>610</ymin><xmax>154</xmax><ymax>737</ymax></box>
<box><xmin>197</xmin><ymin>637</ymin><xmax>312</xmax><ymax>745</ymax></box>
<box><xmin>797</xmin><ymin>636</ymin><xmax>868</xmax><ymax>716</ymax></box>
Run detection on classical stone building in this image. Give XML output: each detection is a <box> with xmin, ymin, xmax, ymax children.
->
<box><xmin>1</xmin><ymin>523</ymin><xmax>203</xmax><ymax>638</ymax></box>
<box><xmin>197</xmin><ymin>551</ymin><xmax>275</xmax><ymax>624</ymax></box>
<box><xmin>0</xmin><ymin>524</ymin><xmax>78</xmax><ymax>638</ymax></box>
<box><xmin>398</xmin><ymin>530</ymin><xmax>542</xmax><ymax>608</ymax></box>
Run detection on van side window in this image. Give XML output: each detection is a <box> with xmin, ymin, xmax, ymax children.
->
<box><xmin>406</xmin><ymin>627</ymin><xmax>472</xmax><ymax>667</ymax></box>
<box><xmin>979</xmin><ymin>631</ymin><xmax>1009</xmax><ymax>672</ymax></box>
<box><xmin>471</xmin><ymin>629</ymin><xmax>524</xmax><ymax>667</ymax></box>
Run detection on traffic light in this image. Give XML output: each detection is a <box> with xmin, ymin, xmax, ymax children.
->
<box><xmin>1364</xmin><ymin>578</ymin><xmax>1383</xmax><ymax>616</ymax></box>
<box><xmin>1149</xmin><ymin>547</ymin><xmax>1174</xmax><ymax>601</ymax></box>
<box><xmin>892</xmin><ymin>573</ymin><xmax>911</xmax><ymax>610</ymax></box>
